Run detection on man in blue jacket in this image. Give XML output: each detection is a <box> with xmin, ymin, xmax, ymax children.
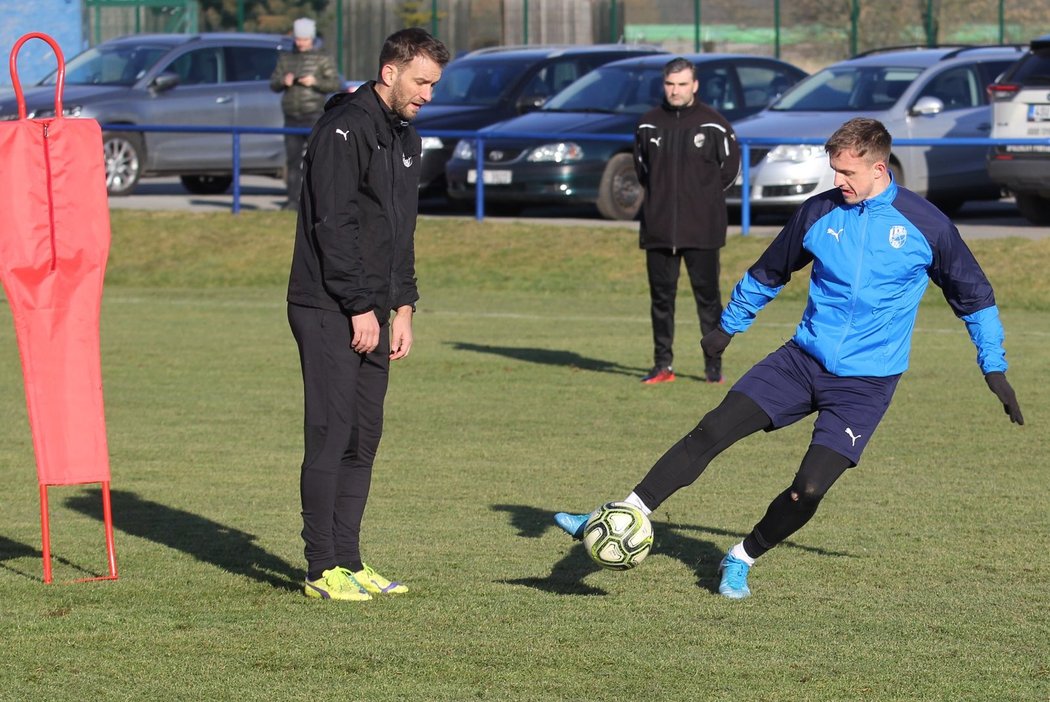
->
<box><xmin>555</xmin><ymin>117</ymin><xmax>1024</xmax><ymax>599</ymax></box>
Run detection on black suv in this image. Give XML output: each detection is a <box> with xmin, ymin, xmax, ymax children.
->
<box><xmin>987</xmin><ymin>34</ymin><xmax>1050</xmax><ymax>225</ymax></box>
<box><xmin>414</xmin><ymin>44</ymin><xmax>665</xmax><ymax>195</ymax></box>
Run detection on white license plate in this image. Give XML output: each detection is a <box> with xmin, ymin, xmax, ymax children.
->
<box><xmin>467</xmin><ymin>169</ymin><xmax>512</xmax><ymax>185</ymax></box>
<box><xmin>1028</xmin><ymin>104</ymin><xmax>1050</xmax><ymax>121</ymax></box>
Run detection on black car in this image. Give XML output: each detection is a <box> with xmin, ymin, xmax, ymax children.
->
<box><xmin>414</xmin><ymin>44</ymin><xmax>666</xmax><ymax>195</ymax></box>
<box><xmin>444</xmin><ymin>53</ymin><xmax>807</xmax><ymax>219</ymax></box>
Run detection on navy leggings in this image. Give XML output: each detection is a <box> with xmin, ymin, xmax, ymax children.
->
<box><xmin>634</xmin><ymin>391</ymin><xmax>852</xmax><ymax>558</ymax></box>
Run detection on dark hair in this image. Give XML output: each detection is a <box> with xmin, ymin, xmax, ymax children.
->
<box><xmin>379</xmin><ymin>28</ymin><xmax>450</xmax><ymax>71</ymax></box>
<box><xmin>662</xmin><ymin>57</ymin><xmax>697</xmax><ymax>80</ymax></box>
<box><xmin>824</xmin><ymin>117</ymin><xmax>892</xmax><ymax>162</ymax></box>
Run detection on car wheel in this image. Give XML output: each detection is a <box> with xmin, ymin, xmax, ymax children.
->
<box><xmin>1016</xmin><ymin>193</ymin><xmax>1050</xmax><ymax>225</ymax></box>
<box><xmin>180</xmin><ymin>175</ymin><xmax>233</xmax><ymax>195</ymax></box>
<box><xmin>597</xmin><ymin>152</ymin><xmax>643</xmax><ymax>221</ymax></box>
<box><xmin>103</xmin><ymin>131</ymin><xmax>144</xmax><ymax>196</ymax></box>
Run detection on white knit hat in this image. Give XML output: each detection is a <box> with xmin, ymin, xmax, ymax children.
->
<box><xmin>293</xmin><ymin>18</ymin><xmax>316</xmax><ymax>39</ymax></box>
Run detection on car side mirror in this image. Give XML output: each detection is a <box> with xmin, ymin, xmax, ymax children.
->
<box><xmin>151</xmin><ymin>72</ymin><xmax>180</xmax><ymax>93</ymax></box>
<box><xmin>516</xmin><ymin>93</ymin><xmax>546</xmax><ymax>113</ymax></box>
<box><xmin>910</xmin><ymin>96</ymin><xmax>944</xmax><ymax>116</ymax></box>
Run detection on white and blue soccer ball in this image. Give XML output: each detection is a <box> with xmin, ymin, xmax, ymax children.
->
<box><xmin>583</xmin><ymin>502</ymin><xmax>653</xmax><ymax>570</ymax></box>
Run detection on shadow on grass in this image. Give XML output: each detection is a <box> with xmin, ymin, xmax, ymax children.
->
<box><xmin>0</xmin><ymin>534</ymin><xmax>103</xmax><ymax>581</ymax></box>
<box><xmin>451</xmin><ymin>342</ymin><xmax>716</xmax><ymax>382</ymax></box>
<box><xmin>66</xmin><ymin>489</ymin><xmax>301</xmax><ymax>592</ymax></box>
<box><xmin>492</xmin><ymin>504</ymin><xmax>851</xmax><ymax>596</ymax></box>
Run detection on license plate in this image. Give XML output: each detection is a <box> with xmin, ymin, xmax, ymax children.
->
<box><xmin>1028</xmin><ymin>104</ymin><xmax>1050</xmax><ymax>121</ymax></box>
<box><xmin>467</xmin><ymin>169</ymin><xmax>512</xmax><ymax>185</ymax></box>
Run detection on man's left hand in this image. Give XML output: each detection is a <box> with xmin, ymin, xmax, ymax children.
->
<box><xmin>985</xmin><ymin>371</ymin><xmax>1024</xmax><ymax>425</ymax></box>
<box><xmin>390</xmin><ymin>306</ymin><xmax>414</xmax><ymax>361</ymax></box>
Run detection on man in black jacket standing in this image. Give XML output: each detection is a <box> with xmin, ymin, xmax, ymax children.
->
<box><xmin>287</xmin><ymin>28</ymin><xmax>450</xmax><ymax>601</ymax></box>
<box><xmin>635</xmin><ymin>57</ymin><xmax>741</xmax><ymax>385</ymax></box>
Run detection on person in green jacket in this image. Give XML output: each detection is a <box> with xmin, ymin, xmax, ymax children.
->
<box><xmin>270</xmin><ymin>17</ymin><xmax>340</xmax><ymax>210</ymax></box>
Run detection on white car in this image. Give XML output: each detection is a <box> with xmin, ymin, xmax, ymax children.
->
<box><xmin>731</xmin><ymin>45</ymin><xmax>1024</xmax><ymax>215</ymax></box>
<box><xmin>987</xmin><ymin>34</ymin><xmax>1050</xmax><ymax>225</ymax></box>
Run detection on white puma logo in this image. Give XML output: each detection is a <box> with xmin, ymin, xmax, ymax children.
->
<box><xmin>650</xmin><ymin>137</ymin><xmax>662</xmax><ymax>146</ymax></box>
<box><xmin>335</xmin><ymin>128</ymin><xmax>350</xmax><ymax>141</ymax></box>
<box><xmin>845</xmin><ymin>427</ymin><xmax>862</xmax><ymax>447</ymax></box>
<box><xmin>827</xmin><ymin>227</ymin><xmax>843</xmax><ymax>241</ymax></box>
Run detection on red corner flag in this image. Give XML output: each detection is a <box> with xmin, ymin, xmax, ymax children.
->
<box><xmin>1</xmin><ymin>33</ymin><xmax>117</xmax><ymax>582</ymax></box>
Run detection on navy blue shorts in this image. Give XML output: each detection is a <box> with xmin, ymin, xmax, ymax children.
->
<box><xmin>730</xmin><ymin>341</ymin><xmax>901</xmax><ymax>465</ymax></box>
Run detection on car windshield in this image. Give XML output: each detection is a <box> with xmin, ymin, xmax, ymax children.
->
<box><xmin>40</xmin><ymin>44</ymin><xmax>170</xmax><ymax>86</ymax></box>
<box><xmin>543</xmin><ymin>65</ymin><xmax>663</xmax><ymax>114</ymax></box>
<box><xmin>770</xmin><ymin>66</ymin><xmax>922</xmax><ymax>111</ymax></box>
<box><xmin>429</xmin><ymin>59</ymin><xmax>533</xmax><ymax>106</ymax></box>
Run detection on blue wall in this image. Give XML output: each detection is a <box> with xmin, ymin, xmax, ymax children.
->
<box><xmin>0</xmin><ymin>0</ymin><xmax>85</xmax><ymax>89</ymax></box>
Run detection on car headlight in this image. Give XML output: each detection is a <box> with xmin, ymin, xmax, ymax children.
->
<box><xmin>421</xmin><ymin>136</ymin><xmax>443</xmax><ymax>151</ymax></box>
<box><xmin>765</xmin><ymin>144</ymin><xmax>826</xmax><ymax>163</ymax></box>
<box><xmin>27</xmin><ymin>105</ymin><xmax>83</xmax><ymax>119</ymax></box>
<box><xmin>452</xmin><ymin>139</ymin><xmax>474</xmax><ymax>161</ymax></box>
<box><xmin>526</xmin><ymin>142</ymin><xmax>583</xmax><ymax>163</ymax></box>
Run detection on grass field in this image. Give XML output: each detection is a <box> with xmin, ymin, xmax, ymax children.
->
<box><xmin>0</xmin><ymin>211</ymin><xmax>1046</xmax><ymax>700</ymax></box>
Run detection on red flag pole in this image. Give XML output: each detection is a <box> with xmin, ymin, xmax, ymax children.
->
<box><xmin>39</xmin><ymin>484</ymin><xmax>52</xmax><ymax>584</ymax></box>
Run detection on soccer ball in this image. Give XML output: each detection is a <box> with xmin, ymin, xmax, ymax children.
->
<box><xmin>582</xmin><ymin>502</ymin><xmax>653</xmax><ymax>570</ymax></box>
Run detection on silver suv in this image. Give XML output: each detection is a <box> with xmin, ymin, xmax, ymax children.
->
<box><xmin>732</xmin><ymin>45</ymin><xmax>1024</xmax><ymax>215</ymax></box>
<box><xmin>0</xmin><ymin>32</ymin><xmax>293</xmax><ymax>196</ymax></box>
<box><xmin>987</xmin><ymin>34</ymin><xmax>1050</xmax><ymax>225</ymax></box>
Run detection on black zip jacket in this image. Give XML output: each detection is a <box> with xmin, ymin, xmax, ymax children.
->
<box><xmin>287</xmin><ymin>83</ymin><xmax>421</xmax><ymax>316</ymax></box>
<box><xmin>634</xmin><ymin>99</ymin><xmax>741</xmax><ymax>251</ymax></box>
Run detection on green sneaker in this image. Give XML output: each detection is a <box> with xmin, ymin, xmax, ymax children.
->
<box><xmin>304</xmin><ymin>566</ymin><xmax>372</xmax><ymax>601</ymax></box>
<box><xmin>353</xmin><ymin>564</ymin><xmax>409</xmax><ymax>595</ymax></box>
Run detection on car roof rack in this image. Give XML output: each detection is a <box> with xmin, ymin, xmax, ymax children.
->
<box><xmin>939</xmin><ymin>44</ymin><xmax>1026</xmax><ymax>59</ymax></box>
<box><xmin>851</xmin><ymin>44</ymin><xmax>967</xmax><ymax>58</ymax></box>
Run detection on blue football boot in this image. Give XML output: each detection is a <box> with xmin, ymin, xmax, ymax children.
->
<box><xmin>553</xmin><ymin>512</ymin><xmax>590</xmax><ymax>540</ymax></box>
<box><xmin>718</xmin><ymin>553</ymin><xmax>752</xmax><ymax>599</ymax></box>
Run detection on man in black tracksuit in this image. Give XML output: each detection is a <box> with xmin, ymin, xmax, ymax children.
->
<box><xmin>287</xmin><ymin>28</ymin><xmax>449</xmax><ymax>602</ymax></box>
<box><xmin>634</xmin><ymin>57</ymin><xmax>741</xmax><ymax>385</ymax></box>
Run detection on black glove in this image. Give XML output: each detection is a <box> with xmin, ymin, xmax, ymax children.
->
<box><xmin>701</xmin><ymin>326</ymin><xmax>733</xmax><ymax>358</ymax></box>
<box><xmin>985</xmin><ymin>371</ymin><xmax>1024</xmax><ymax>425</ymax></box>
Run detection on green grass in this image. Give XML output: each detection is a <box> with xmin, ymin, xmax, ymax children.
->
<box><xmin>0</xmin><ymin>211</ymin><xmax>1046</xmax><ymax>700</ymax></box>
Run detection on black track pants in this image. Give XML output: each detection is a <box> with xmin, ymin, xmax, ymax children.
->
<box><xmin>646</xmin><ymin>247</ymin><xmax>722</xmax><ymax>368</ymax></box>
<box><xmin>288</xmin><ymin>303</ymin><xmax>389</xmax><ymax>575</ymax></box>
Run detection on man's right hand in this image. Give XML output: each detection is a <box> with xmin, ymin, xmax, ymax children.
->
<box><xmin>350</xmin><ymin>310</ymin><xmax>380</xmax><ymax>354</ymax></box>
<box><xmin>701</xmin><ymin>326</ymin><xmax>733</xmax><ymax>357</ymax></box>
<box><xmin>283</xmin><ymin>72</ymin><xmax>295</xmax><ymax>87</ymax></box>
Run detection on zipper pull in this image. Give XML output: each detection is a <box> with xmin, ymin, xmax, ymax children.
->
<box><xmin>43</xmin><ymin>123</ymin><xmax>49</xmax><ymax>138</ymax></box>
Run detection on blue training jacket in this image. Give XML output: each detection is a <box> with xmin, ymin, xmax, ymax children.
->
<box><xmin>721</xmin><ymin>178</ymin><xmax>1007</xmax><ymax>377</ymax></box>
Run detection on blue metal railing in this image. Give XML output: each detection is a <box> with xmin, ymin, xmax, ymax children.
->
<box><xmin>103</xmin><ymin>123</ymin><xmax>1050</xmax><ymax>227</ymax></box>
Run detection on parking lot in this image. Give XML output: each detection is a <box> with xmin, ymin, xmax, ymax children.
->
<box><xmin>109</xmin><ymin>174</ymin><xmax>1050</xmax><ymax>240</ymax></box>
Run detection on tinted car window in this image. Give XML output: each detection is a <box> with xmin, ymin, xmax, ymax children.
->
<box><xmin>739</xmin><ymin>64</ymin><xmax>797</xmax><ymax>108</ymax></box>
<box><xmin>1007</xmin><ymin>50</ymin><xmax>1050</xmax><ymax>84</ymax></box>
<box><xmin>168</xmin><ymin>47</ymin><xmax>222</xmax><ymax>85</ymax></box>
<box><xmin>772</xmin><ymin>66</ymin><xmax>922</xmax><ymax>111</ymax></box>
<box><xmin>430</xmin><ymin>60</ymin><xmax>532</xmax><ymax>106</ymax></box>
<box><xmin>917</xmin><ymin>66</ymin><xmax>980</xmax><ymax>109</ymax></box>
<box><xmin>696</xmin><ymin>66</ymin><xmax>736</xmax><ymax>113</ymax></box>
<box><xmin>45</xmin><ymin>44</ymin><xmax>169</xmax><ymax>86</ymax></box>
<box><xmin>544</xmin><ymin>65</ymin><xmax>656</xmax><ymax>114</ymax></box>
<box><xmin>225</xmin><ymin>46</ymin><xmax>279</xmax><ymax>82</ymax></box>
<box><xmin>520</xmin><ymin>59</ymin><xmax>585</xmax><ymax>101</ymax></box>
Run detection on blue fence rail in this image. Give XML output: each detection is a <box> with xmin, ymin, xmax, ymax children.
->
<box><xmin>102</xmin><ymin>123</ymin><xmax>1050</xmax><ymax>230</ymax></box>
